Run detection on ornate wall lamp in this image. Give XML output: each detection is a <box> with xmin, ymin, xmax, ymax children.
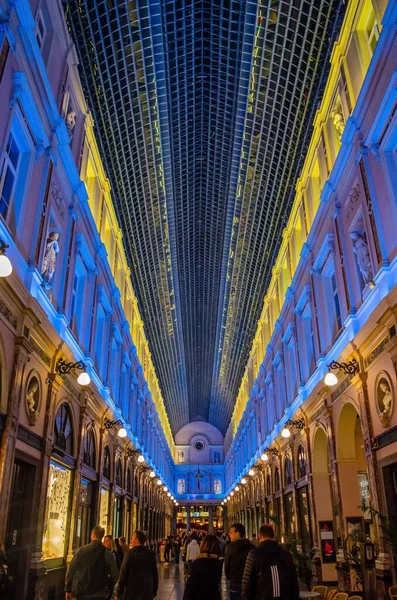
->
<box><xmin>261</xmin><ymin>447</ymin><xmax>279</xmax><ymax>462</ymax></box>
<box><xmin>0</xmin><ymin>238</ymin><xmax>12</xmax><ymax>277</ymax></box>
<box><xmin>56</xmin><ymin>358</ymin><xmax>91</xmax><ymax>386</ymax></box>
<box><xmin>281</xmin><ymin>417</ymin><xmax>305</xmax><ymax>439</ymax></box>
<box><xmin>104</xmin><ymin>417</ymin><xmax>127</xmax><ymax>438</ymax></box>
<box><xmin>324</xmin><ymin>358</ymin><xmax>359</xmax><ymax>386</ymax></box>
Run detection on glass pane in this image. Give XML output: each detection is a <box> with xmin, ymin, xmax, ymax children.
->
<box><xmin>0</xmin><ymin>165</ymin><xmax>14</xmax><ymax>217</ymax></box>
<box><xmin>42</xmin><ymin>462</ymin><xmax>71</xmax><ymax>559</ymax></box>
<box><xmin>6</xmin><ymin>134</ymin><xmax>20</xmax><ymax>169</ymax></box>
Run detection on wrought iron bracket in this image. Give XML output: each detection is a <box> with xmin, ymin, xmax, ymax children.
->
<box><xmin>286</xmin><ymin>417</ymin><xmax>305</xmax><ymax>430</ymax></box>
<box><xmin>327</xmin><ymin>358</ymin><xmax>359</xmax><ymax>376</ymax></box>
<box><xmin>0</xmin><ymin>237</ymin><xmax>9</xmax><ymax>254</ymax></box>
<box><xmin>56</xmin><ymin>358</ymin><xmax>86</xmax><ymax>376</ymax></box>
<box><xmin>104</xmin><ymin>417</ymin><xmax>123</xmax><ymax>430</ymax></box>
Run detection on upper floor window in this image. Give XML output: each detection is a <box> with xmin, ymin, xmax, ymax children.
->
<box><xmin>35</xmin><ymin>10</ymin><xmax>46</xmax><ymax>50</ymax></box>
<box><xmin>0</xmin><ymin>115</ymin><xmax>33</xmax><ymax>234</ymax></box>
<box><xmin>284</xmin><ymin>456</ymin><xmax>293</xmax><ymax>487</ymax></box>
<box><xmin>103</xmin><ymin>446</ymin><xmax>111</xmax><ymax>480</ymax></box>
<box><xmin>297</xmin><ymin>444</ymin><xmax>307</xmax><ymax>479</ymax></box>
<box><xmin>54</xmin><ymin>402</ymin><xmax>74</xmax><ymax>456</ymax></box>
<box><xmin>115</xmin><ymin>459</ymin><xmax>122</xmax><ymax>487</ymax></box>
<box><xmin>83</xmin><ymin>428</ymin><xmax>96</xmax><ymax>470</ymax></box>
<box><xmin>0</xmin><ymin>132</ymin><xmax>20</xmax><ymax>221</ymax></box>
<box><xmin>34</xmin><ymin>2</ymin><xmax>54</xmax><ymax>64</ymax></box>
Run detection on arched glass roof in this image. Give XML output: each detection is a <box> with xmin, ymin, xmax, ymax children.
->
<box><xmin>65</xmin><ymin>0</ymin><xmax>344</xmax><ymax>434</ymax></box>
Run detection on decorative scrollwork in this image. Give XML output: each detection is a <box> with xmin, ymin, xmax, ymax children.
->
<box><xmin>327</xmin><ymin>358</ymin><xmax>359</xmax><ymax>375</ymax></box>
<box><xmin>56</xmin><ymin>358</ymin><xmax>86</xmax><ymax>376</ymax></box>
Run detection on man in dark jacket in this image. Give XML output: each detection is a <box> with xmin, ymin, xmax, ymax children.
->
<box><xmin>114</xmin><ymin>530</ymin><xmax>158</xmax><ymax>600</ymax></box>
<box><xmin>225</xmin><ymin>523</ymin><xmax>253</xmax><ymax>600</ymax></box>
<box><xmin>241</xmin><ymin>525</ymin><xmax>299</xmax><ymax>600</ymax></box>
<box><xmin>65</xmin><ymin>525</ymin><xmax>119</xmax><ymax>600</ymax></box>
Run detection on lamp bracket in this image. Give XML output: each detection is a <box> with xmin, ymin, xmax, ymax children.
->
<box><xmin>327</xmin><ymin>358</ymin><xmax>359</xmax><ymax>375</ymax></box>
<box><xmin>286</xmin><ymin>418</ymin><xmax>305</xmax><ymax>430</ymax></box>
<box><xmin>263</xmin><ymin>446</ymin><xmax>279</xmax><ymax>456</ymax></box>
<box><xmin>104</xmin><ymin>417</ymin><xmax>123</xmax><ymax>430</ymax></box>
<box><xmin>0</xmin><ymin>238</ymin><xmax>9</xmax><ymax>254</ymax></box>
<box><xmin>56</xmin><ymin>358</ymin><xmax>86</xmax><ymax>376</ymax></box>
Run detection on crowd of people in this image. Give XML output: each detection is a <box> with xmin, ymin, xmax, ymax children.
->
<box><xmin>0</xmin><ymin>523</ymin><xmax>299</xmax><ymax>600</ymax></box>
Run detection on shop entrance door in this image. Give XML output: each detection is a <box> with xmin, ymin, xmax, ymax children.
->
<box><xmin>6</xmin><ymin>458</ymin><xmax>36</xmax><ymax>600</ymax></box>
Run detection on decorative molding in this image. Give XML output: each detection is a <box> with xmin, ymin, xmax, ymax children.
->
<box><xmin>0</xmin><ymin>297</ymin><xmax>18</xmax><ymax>329</ymax></box>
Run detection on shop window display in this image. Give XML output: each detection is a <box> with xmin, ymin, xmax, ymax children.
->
<box><xmin>99</xmin><ymin>486</ymin><xmax>110</xmax><ymax>532</ymax></box>
<box><xmin>42</xmin><ymin>461</ymin><xmax>72</xmax><ymax>559</ymax></box>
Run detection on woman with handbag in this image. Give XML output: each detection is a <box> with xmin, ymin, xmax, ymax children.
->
<box><xmin>183</xmin><ymin>534</ymin><xmax>223</xmax><ymax>600</ymax></box>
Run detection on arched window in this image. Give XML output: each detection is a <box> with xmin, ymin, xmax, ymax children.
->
<box><xmin>266</xmin><ymin>471</ymin><xmax>272</xmax><ymax>496</ymax></box>
<box><xmin>83</xmin><ymin>428</ymin><xmax>96</xmax><ymax>469</ymax></box>
<box><xmin>284</xmin><ymin>456</ymin><xmax>293</xmax><ymax>487</ymax></box>
<box><xmin>297</xmin><ymin>444</ymin><xmax>307</xmax><ymax>479</ymax></box>
<box><xmin>115</xmin><ymin>458</ymin><xmax>122</xmax><ymax>487</ymax></box>
<box><xmin>54</xmin><ymin>402</ymin><xmax>74</xmax><ymax>455</ymax></box>
<box><xmin>134</xmin><ymin>471</ymin><xmax>139</xmax><ymax>496</ymax></box>
<box><xmin>103</xmin><ymin>446</ymin><xmax>111</xmax><ymax>480</ymax></box>
<box><xmin>126</xmin><ymin>468</ymin><xmax>132</xmax><ymax>494</ymax></box>
<box><xmin>274</xmin><ymin>467</ymin><xmax>281</xmax><ymax>492</ymax></box>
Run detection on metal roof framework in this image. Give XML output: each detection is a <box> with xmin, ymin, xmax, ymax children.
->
<box><xmin>66</xmin><ymin>0</ymin><xmax>344</xmax><ymax>434</ymax></box>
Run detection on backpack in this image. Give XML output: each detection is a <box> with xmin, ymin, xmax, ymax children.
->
<box><xmin>76</xmin><ymin>544</ymin><xmax>109</xmax><ymax>599</ymax></box>
<box><xmin>256</xmin><ymin>549</ymin><xmax>293</xmax><ymax>600</ymax></box>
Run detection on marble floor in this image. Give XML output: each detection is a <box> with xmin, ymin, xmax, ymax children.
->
<box><xmin>156</xmin><ymin>561</ymin><xmax>228</xmax><ymax>600</ymax></box>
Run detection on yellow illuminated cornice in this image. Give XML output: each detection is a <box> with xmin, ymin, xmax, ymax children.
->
<box><xmin>82</xmin><ymin>117</ymin><xmax>175</xmax><ymax>453</ymax></box>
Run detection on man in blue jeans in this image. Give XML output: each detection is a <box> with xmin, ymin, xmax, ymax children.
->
<box><xmin>224</xmin><ymin>523</ymin><xmax>253</xmax><ymax>600</ymax></box>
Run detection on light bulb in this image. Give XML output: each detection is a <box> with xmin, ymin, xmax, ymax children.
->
<box><xmin>137</xmin><ymin>455</ymin><xmax>145</xmax><ymax>463</ymax></box>
<box><xmin>281</xmin><ymin>427</ymin><xmax>291</xmax><ymax>438</ymax></box>
<box><xmin>324</xmin><ymin>372</ymin><xmax>338</xmax><ymax>386</ymax></box>
<box><xmin>118</xmin><ymin>427</ymin><xmax>127</xmax><ymax>438</ymax></box>
<box><xmin>157</xmin><ymin>479</ymin><xmax>162</xmax><ymax>486</ymax></box>
<box><xmin>241</xmin><ymin>478</ymin><xmax>247</xmax><ymax>485</ymax></box>
<box><xmin>150</xmin><ymin>471</ymin><xmax>155</xmax><ymax>478</ymax></box>
<box><xmin>167</xmin><ymin>492</ymin><xmax>171</xmax><ymax>497</ymax></box>
<box><xmin>0</xmin><ymin>254</ymin><xmax>12</xmax><ymax>277</ymax></box>
<box><xmin>176</xmin><ymin>502</ymin><xmax>179</xmax><ymax>506</ymax></box>
<box><xmin>163</xmin><ymin>486</ymin><xmax>168</xmax><ymax>492</ymax></box>
<box><xmin>234</xmin><ymin>486</ymin><xmax>240</xmax><ymax>492</ymax></box>
<box><xmin>77</xmin><ymin>371</ymin><xmax>91</xmax><ymax>386</ymax></box>
<box><xmin>248</xmin><ymin>469</ymin><xmax>255</xmax><ymax>476</ymax></box>
<box><xmin>261</xmin><ymin>453</ymin><xmax>269</xmax><ymax>462</ymax></box>
<box><xmin>230</xmin><ymin>491</ymin><xmax>234</xmax><ymax>496</ymax></box>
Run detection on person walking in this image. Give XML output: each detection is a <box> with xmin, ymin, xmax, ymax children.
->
<box><xmin>182</xmin><ymin>534</ymin><xmax>223</xmax><ymax>600</ymax></box>
<box><xmin>241</xmin><ymin>524</ymin><xmax>299</xmax><ymax>600</ymax></box>
<box><xmin>225</xmin><ymin>523</ymin><xmax>253</xmax><ymax>600</ymax></box>
<box><xmin>114</xmin><ymin>530</ymin><xmax>158</xmax><ymax>600</ymax></box>
<box><xmin>186</xmin><ymin>534</ymin><xmax>200</xmax><ymax>568</ymax></box>
<box><xmin>65</xmin><ymin>525</ymin><xmax>119</xmax><ymax>600</ymax></box>
<box><xmin>173</xmin><ymin>536</ymin><xmax>181</xmax><ymax>566</ymax></box>
<box><xmin>114</xmin><ymin>539</ymin><xmax>125</xmax><ymax>569</ymax></box>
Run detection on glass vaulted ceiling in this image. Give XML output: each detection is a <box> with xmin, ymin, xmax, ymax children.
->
<box><xmin>66</xmin><ymin>0</ymin><xmax>344</xmax><ymax>435</ymax></box>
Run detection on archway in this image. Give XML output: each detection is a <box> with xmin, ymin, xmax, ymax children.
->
<box><xmin>336</xmin><ymin>403</ymin><xmax>367</xmax><ymax>525</ymax></box>
<box><xmin>312</xmin><ymin>427</ymin><xmax>336</xmax><ymax>582</ymax></box>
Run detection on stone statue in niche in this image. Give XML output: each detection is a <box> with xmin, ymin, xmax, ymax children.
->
<box><xmin>350</xmin><ymin>230</ymin><xmax>373</xmax><ymax>285</ymax></box>
<box><xmin>214</xmin><ymin>479</ymin><xmax>222</xmax><ymax>494</ymax></box>
<box><xmin>178</xmin><ymin>450</ymin><xmax>185</xmax><ymax>463</ymax></box>
<box><xmin>65</xmin><ymin>110</ymin><xmax>76</xmax><ymax>141</ymax></box>
<box><xmin>26</xmin><ymin>376</ymin><xmax>40</xmax><ymax>425</ymax></box>
<box><xmin>177</xmin><ymin>479</ymin><xmax>185</xmax><ymax>494</ymax></box>
<box><xmin>331</xmin><ymin>107</ymin><xmax>345</xmax><ymax>138</ymax></box>
<box><xmin>41</xmin><ymin>232</ymin><xmax>60</xmax><ymax>285</ymax></box>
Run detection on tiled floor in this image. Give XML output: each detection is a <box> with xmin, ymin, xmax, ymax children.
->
<box><xmin>156</xmin><ymin>561</ymin><xmax>228</xmax><ymax>600</ymax></box>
